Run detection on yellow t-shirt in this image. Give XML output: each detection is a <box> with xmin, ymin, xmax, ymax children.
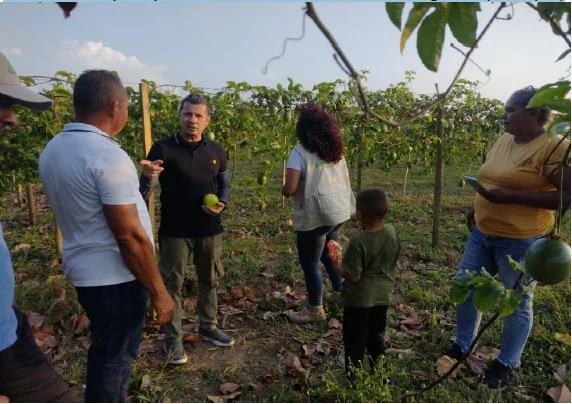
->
<box><xmin>475</xmin><ymin>133</ymin><xmax>570</xmax><ymax>238</ymax></box>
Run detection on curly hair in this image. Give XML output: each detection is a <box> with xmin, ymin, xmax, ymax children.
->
<box><xmin>295</xmin><ymin>104</ymin><xmax>344</xmax><ymax>163</ymax></box>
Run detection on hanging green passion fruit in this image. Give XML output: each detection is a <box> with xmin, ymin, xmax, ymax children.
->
<box><xmin>524</xmin><ymin>238</ymin><xmax>571</xmax><ymax>285</ymax></box>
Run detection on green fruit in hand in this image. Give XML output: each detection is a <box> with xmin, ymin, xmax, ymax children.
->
<box><xmin>204</xmin><ymin>132</ymin><xmax>215</xmax><ymax>141</ymax></box>
<box><xmin>525</xmin><ymin>239</ymin><xmax>571</xmax><ymax>285</ymax></box>
<box><xmin>203</xmin><ymin>193</ymin><xmax>219</xmax><ymax>208</ymax></box>
<box><xmin>257</xmin><ymin>173</ymin><xmax>267</xmax><ymax>186</ymax></box>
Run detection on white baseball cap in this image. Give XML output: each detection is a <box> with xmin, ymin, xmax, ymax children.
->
<box><xmin>0</xmin><ymin>52</ymin><xmax>52</xmax><ymax>111</ymax></box>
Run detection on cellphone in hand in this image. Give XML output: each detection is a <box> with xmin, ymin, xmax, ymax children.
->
<box><xmin>463</xmin><ymin>176</ymin><xmax>486</xmax><ymax>193</ymax></box>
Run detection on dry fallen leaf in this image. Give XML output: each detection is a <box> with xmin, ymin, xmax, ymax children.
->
<box><xmin>436</xmin><ymin>355</ymin><xmax>461</xmax><ymax>378</ymax></box>
<box><xmin>262</xmin><ymin>311</ymin><xmax>275</xmax><ymax>321</ymax></box>
<box><xmin>140</xmin><ymin>374</ymin><xmax>152</xmax><ymax>389</ymax></box>
<box><xmin>231</xmin><ymin>286</ymin><xmax>245</xmax><ymax>299</ymax></box>
<box><xmin>260</xmin><ymin>271</ymin><xmax>275</xmax><ymax>278</ymax></box>
<box><xmin>71</xmin><ymin>313</ymin><xmax>90</xmax><ymax>335</ymax></box>
<box><xmin>328</xmin><ymin>318</ymin><xmax>342</xmax><ymax>329</ymax></box>
<box><xmin>302</xmin><ymin>344</ymin><xmax>316</xmax><ymax>357</ymax></box>
<box><xmin>27</xmin><ymin>311</ymin><xmax>45</xmax><ymax>330</ymax></box>
<box><xmin>207</xmin><ymin>392</ymin><xmax>240</xmax><ymax>403</ymax></box>
<box><xmin>554</xmin><ymin>332</ymin><xmax>571</xmax><ymax>346</ymax></box>
<box><xmin>12</xmin><ymin>243</ymin><xmax>31</xmax><ymax>253</ymax></box>
<box><xmin>400</xmin><ymin>312</ymin><xmax>424</xmax><ymax>327</ymax></box>
<box><xmin>219</xmin><ymin>383</ymin><xmax>240</xmax><ymax>395</ymax></box>
<box><xmin>546</xmin><ymin>384</ymin><xmax>571</xmax><ymax>403</ymax></box>
<box><xmin>473</xmin><ymin>346</ymin><xmax>500</xmax><ymax>360</ymax></box>
<box><xmin>184</xmin><ymin>334</ymin><xmax>200</xmax><ymax>344</ymax></box>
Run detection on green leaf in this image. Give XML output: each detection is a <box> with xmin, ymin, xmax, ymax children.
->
<box><xmin>386</xmin><ymin>2</ymin><xmax>405</xmax><ymax>30</ymax></box>
<box><xmin>448</xmin><ymin>3</ymin><xmax>480</xmax><ymax>47</ymax></box>
<box><xmin>400</xmin><ymin>3</ymin><xmax>433</xmax><ymax>53</ymax></box>
<box><xmin>449</xmin><ymin>280</ymin><xmax>471</xmax><ymax>304</ymax></box>
<box><xmin>473</xmin><ymin>280</ymin><xmax>504</xmax><ymax>312</ymax></box>
<box><xmin>555</xmin><ymin>49</ymin><xmax>571</xmax><ymax>63</ymax></box>
<box><xmin>498</xmin><ymin>289</ymin><xmax>522</xmax><ymax>317</ymax></box>
<box><xmin>527</xmin><ymin>81</ymin><xmax>570</xmax><ymax>109</ymax></box>
<box><xmin>416</xmin><ymin>5</ymin><xmax>451</xmax><ymax>72</ymax></box>
<box><xmin>506</xmin><ymin>255</ymin><xmax>525</xmax><ymax>272</ymax></box>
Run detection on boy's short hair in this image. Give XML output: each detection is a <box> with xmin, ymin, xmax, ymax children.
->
<box><xmin>356</xmin><ymin>188</ymin><xmax>388</xmax><ymax>221</ymax></box>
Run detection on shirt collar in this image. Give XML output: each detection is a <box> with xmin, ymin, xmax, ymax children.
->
<box><xmin>61</xmin><ymin>123</ymin><xmax>119</xmax><ymax>145</ymax></box>
<box><xmin>175</xmin><ymin>132</ymin><xmax>208</xmax><ymax>146</ymax></box>
<box><xmin>63</xmin><ymin>123</ymin><xmax>112</xmax><ymax>138</ymax></box>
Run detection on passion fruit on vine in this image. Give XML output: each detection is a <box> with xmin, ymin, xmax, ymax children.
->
<box><xmin>524</xmin><ymin>238</ymin><xmax>571</xmax><ymax>285</ymax></box>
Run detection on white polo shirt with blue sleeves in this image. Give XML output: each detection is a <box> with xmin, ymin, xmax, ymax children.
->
<box><xmin>39</xmin><ymin>123</ymin><xmax>153</xmax><ymax>287</ymax></box>
<box><xmin>0</xmin><ymin>223</ymin><xmax>17</xmax><ymax>352</ymax></box>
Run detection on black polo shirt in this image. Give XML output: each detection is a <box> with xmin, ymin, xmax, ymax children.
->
<box><xmin>146</xmin><ymin>133</ymin><xmax>228</xmax><ymax>238</ymax></box>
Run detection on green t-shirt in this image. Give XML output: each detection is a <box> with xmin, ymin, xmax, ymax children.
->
<box><xmin>342</xmin><ymin>224</ymin><xmax>400</xmax><ymax>307</ymax></box>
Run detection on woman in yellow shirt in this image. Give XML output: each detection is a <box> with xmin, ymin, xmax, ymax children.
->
<box><xmin>445</xmin><ymin>86</ymin><xmax>570</xmax><ymax>389</ymax></box>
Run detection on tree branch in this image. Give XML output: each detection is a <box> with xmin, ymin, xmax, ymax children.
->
<box><xmin>526</xmin><ymin>2</ymin><xmax>571</xmax><ymax>48</ymax></box>
<box><xmin>305</xmin><ymin>2</ymin><xmax>507</xmax><ymax>128</ymax></box>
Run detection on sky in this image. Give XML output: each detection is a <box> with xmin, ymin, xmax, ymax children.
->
<box><xmin>0</xmin><ymin>1</ymin><xmax>570</xmax><ymax>102</ymax></box>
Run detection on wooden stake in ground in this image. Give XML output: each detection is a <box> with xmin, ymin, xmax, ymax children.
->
<box><xmin>26</xmin><ymin>183</ymin><xmax>36</xmax><ymax>226</ymax></box>
<box><xmin>432</xmin><ymin>96</ymin><xmax>445</xmax><ymax>247</ymax></box>
<box><xmin>139</xmin><ymin>82</ymin><xmax>156</xmax><ymax>237</ymax></box>
<box><xmin>140</xmin><ymin>81</ymin><xmax>156</xmax><ymax>321</ymax></box>
<box><xmin>282</xmin><ymin>160</ymin><xmax>286</xmax><ymax>208</ymax></box>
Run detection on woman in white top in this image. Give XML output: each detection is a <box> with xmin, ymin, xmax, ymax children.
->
<box><xmin>282</xmin><ymin>104</ymin><xmax>355</xmax><ymax>323</ymax></box>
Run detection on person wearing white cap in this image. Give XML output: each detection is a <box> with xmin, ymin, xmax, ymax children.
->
<box><xmin>0</xmin><ymin>52</ymin><xmax>79</xmax><ymax>402</ymax></box>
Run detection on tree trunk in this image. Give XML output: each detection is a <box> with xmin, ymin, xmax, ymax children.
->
<box><xmin>356</xmin><ymin>129</ymin><xmax>364</xmax><ymax>192</ymax></box>
<box><xmin>432</xmin><ymin>107</ymin><xmax>445</xmax><ymax>247</ymax></box>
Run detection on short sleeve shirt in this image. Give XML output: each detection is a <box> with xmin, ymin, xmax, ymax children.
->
<box><xmin>342</xmin><ymin>225</ymin><xmax>400</xmax><ymax>307</ymax></box>
<box><xmin>475</xmin><ymin>133</ymin><xmax>570</xmax><ymax>238</ymax></box>
<box><xmin>39</xmin><ymin>123</ymin><xmax>153</xmax><ymax>287</ymax></box>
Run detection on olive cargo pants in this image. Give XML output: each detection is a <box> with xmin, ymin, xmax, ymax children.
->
<box><xmin>159</xmin><ymin>234</ymin><xmax>224</xmax><ymax>350</ymax></box>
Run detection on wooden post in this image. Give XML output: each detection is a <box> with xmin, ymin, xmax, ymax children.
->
<box><xmin>139</xmin><ymin>82</ymin><xmax>156</xmax><ymax>237</ymax></box>
<box><xmin>432</xmin><ymin>103</ymin><xmax>445</xmax><ymax>247</ymax></box>
<box><xmin>282</xmin><ymin>160</ymin><xmax>286</xmax><ymax>208</ymax></box>
<box><xmin>140</xmin><ymin>82</ymin><xmax>156</xmax><ymax>320</ymax></box>
<box><xmin>26</xmin><ymin>183</ymin><xmax>36</xmax><ymax>226</ymax></box>
<box><xmin>402</xmin><ymin>153</ymin><xmax>411</xmax><ymax>197</ymax></box>
<box><xmin>356</xmin><ymin>127</ymin><xmax>364</xmax><ymax>192</ymax></box>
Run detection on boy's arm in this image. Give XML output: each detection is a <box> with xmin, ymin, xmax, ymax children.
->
<box><xmin>333</xmin><ymin>262</ymin><xmax>358</xmax><ymax>283</ymax></box>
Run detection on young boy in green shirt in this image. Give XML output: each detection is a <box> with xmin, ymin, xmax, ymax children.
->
<box><xmin>330</xmin><ymin>188</ymin><xmax>400</xmax><ymax>377</ymax></box>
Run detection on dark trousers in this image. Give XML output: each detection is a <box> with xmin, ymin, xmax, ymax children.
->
<box><xmin>343</xmin><ymin>305</ymin><xmax>388</xmax><ymax>377</ymax></box>
<box><xmin>0</xmin><ymin>308</ymin><xmax>79</xmax><ymax>402</ymax></box>
<box><xmin>76</xmin><ymin>280</ymin><xmax>148</xmax><ymax>403</ymax></box>
<box><xmin>295</xmin><ymin>223</ymin><xmax>345</xmax><ymax>307</ymax></box>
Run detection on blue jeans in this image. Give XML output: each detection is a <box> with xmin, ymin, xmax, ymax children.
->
<box><xmin>455</xmin><ymin>228</ymin><xmax>542</xmax><ymax>368</ymax></box>
<box><xmin>296</xmin><ymin>222</ymin><xmax>345</xmax><ymax>307</ymax></box>
<box><xmin>76</xmin><ymin>280</ymin><xmax>148</xmax><ymax>402</ymax></box>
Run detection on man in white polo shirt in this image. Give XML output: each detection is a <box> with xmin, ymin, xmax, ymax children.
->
<box><xmin>39</xmin><ymin>70</ymin><xmax>174</xmax><ymax>402</ymax></box>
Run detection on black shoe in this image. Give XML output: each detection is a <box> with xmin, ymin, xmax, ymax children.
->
<box><xmin>483</xmin><ymin>359</ymin><xmax>512</xmax><ymax>390</ymax></box>
<box><xmin>199</xmin><ymin>327</ymin><xmax>235</xmax><ymax>347</ymax></box>
<box><xmin>443</xmin><ymin>343</ymin><xmax>464</xmax><ymax>360</ymax></box>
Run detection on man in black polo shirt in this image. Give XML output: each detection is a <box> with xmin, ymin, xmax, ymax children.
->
<box><xmin>140</xmin><ymin>93</ymin><xmax>232</xmax><ymax>365</ymax></box>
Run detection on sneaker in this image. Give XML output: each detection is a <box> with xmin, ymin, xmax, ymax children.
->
<box><xmin>443</xmin><ymin>343</ymin><xmax>464</xmax><ymax>361</ymax></box>
<box><xmin>483</xmin><ymin>359</ymin><xmax>512</xmax><ymax>390</ymax></box>
<box><xmin>199</xmin><ymin>327</ymin><xmax>235</xmax><ymax>347</ymax></box>
<box><xmin>326</xmin><ymin>291</ymin><xmax>342</xmax><ymax>303</ymax></box>
<box><xmin>285</xmin><ymin>305</ymin><xmax>326</xmax><ymax>324</ymax></box>
<box><xmin>163</xmin><ymin>343</ymin><xmax>188</xmax><ymax>365</ymax></box>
